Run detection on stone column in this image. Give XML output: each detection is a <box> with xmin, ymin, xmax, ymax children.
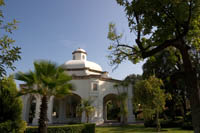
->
<box><xmin>127</xmin><ymin>85</ymin><xmax>135</xmax><ymax>123</ymax></box>
<box><xmin>81</xmin><ymin>111</ymin><xmax>86</xmax><ymax>123</ymax></box>
<box><xmin>127</xmin><ymin>98</ymin><xmax>135</xmax><ymax>122</ymax></box>
<box><xmin>22</xmin><ymin>95</ymin><xmax>29</xmax><ymax>122</ymax></box>
<box><xmin>103</xmin><ymin>104</ymin><xmax>107</xmax><ymax>122</ymax></box>
<box><xmin>95</xmin><ymin>95</ymin><xmax>104</xmax><ymax>125</ymax></box>
<box><xmin>47</xmin><ymin>96</ymin><xmax>54</xmax><ymax>124</ymax></box>
<box><xmin>32</xmin><ymin>95</ymin><xmax>41</xmax><ymax>125</ymax></box>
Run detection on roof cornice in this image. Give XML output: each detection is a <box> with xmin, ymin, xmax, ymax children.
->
<box><xmin>72</xmin><ymin>75</ymin><xmax>121</xmax><ymax>82</ymax></box>
<box><xmin>64</xmin><ymin>67</ymin><xmax>107</xmax><ymax>74</ymax></box>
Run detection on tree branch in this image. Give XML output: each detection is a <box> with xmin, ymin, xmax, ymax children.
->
<box><xmin>117</xmin><ymin>44</ymin><xmax>133</xmax><ymax>49</ymax></box>
<box><xmin>141</xmin><ymin>38</ymin><xmax>180</xmax><ymax>58</ymax></box>
<box><xmin>134</xmin><ymin>13</ymin><xmax>144</xmax><ymax>51</ymax></box>
<box><xmin>116</xmin><ymin>44</ymin><xmax>139</xmax><ymax>53</ymax></box>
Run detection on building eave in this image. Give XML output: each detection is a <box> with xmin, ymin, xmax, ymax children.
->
<box><xmin>71</xmin><ymin>75</ymin><xmax>121</xmax><ymax>82</ymax></box>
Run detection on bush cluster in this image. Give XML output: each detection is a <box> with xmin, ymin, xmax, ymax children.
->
<box><xmin>25</xmin><ymin>123</ymin><xmax>95</xmax><ymax>133</ymax></box>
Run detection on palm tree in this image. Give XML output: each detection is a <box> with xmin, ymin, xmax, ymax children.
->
<box><xmin>15</xmin><ymin>60</ymin><xmax>74</xmax><ymax>133</ymax></box>
<box><xmin>77</xmin><ymin>99</ymin><xmax>95</xmax><ymax>123</ymax></box>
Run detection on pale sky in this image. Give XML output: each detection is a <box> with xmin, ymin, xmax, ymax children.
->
<box><xmin>4</xmin><ymin>0</ymin><xmax>144</xmax><ymax>83</ymax></box>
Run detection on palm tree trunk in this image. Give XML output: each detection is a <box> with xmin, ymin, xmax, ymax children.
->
<box><xmin>38</xmin><ymin>95</ymin><xmax>48</xmax><ymax>133</ymax></box>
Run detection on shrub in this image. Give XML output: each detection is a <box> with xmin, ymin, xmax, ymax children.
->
<box><xmin>181</xmin><ymin>112</ymin><xmax>193</xmax><ymax>130</ymax></box>
<box><xmin>144</xmin><ymin>119</ymin><xmax>155</xmax><ymax>127</ymax></box>
<box><xmin>83</xmin><ymin>123</ymin><xmax>95</xmax><ymax>133</ymax></box>
<box><xmin>25</xmin><ymin>123</ymin><xmax>95</xmax><ymax>133</ymax></box>
<box><xmin>0</xmin><ymin>76</ymin><xmax>26</xmax><ymax>133</ymax></box>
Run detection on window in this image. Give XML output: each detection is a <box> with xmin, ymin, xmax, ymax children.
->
<box><xmin>93</xmin><ymin>83</ymin><xmax>98</xmax><ymax>91</ymax></box>
<box><xmin>73</xmin><ymin>55</ymin><xmax>75</xmax><ymax>60</ymax></box>
<box><xmin>82</xmin><ymin>55</ymin><xmax>85</xmax><ymax>60</ymax></box>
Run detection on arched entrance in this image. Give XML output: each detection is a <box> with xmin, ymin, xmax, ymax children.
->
<box><xmin>52</xmin><ymin>93</ymin><xmax>81</xmax><ymax>124</ymax></box>
<box><xmin>103</xmin><ymin>94</ymin><xmax>120</xmax><ymax>122</ymax></box>
<box><xmin>65</xmin><ymin>94</ymin><xmax>81</xmax><ymax>119</ymax></box>
<box><xmin>25</xmin><ymin>96</ymin><xmax>36</xmax><ymax>124</ymax></box>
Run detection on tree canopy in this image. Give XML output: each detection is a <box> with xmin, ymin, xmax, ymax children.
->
<box><xmin>0</xmin><ymin>0</ymin><xmax>21</xmax><ymax>78</ymax></box>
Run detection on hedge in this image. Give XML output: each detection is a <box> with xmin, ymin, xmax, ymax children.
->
<box><xmin>25</xmin><ymin>123</ymin><xmax>95</xmax><ymax>133</ymax></box>
<box><xmin>144</xmin><ymin>119</ymin><xmax>183</xmax><ymax>128</ymax></box>
<box><xmin>0</xmin><ymin>120</ymin><xmax>27</xmax><ymax>133</ymax></box>
<box><xmin>182</xmin><ymin>122</ymin><xmax>193</xmax><ymax>130</ymax></box>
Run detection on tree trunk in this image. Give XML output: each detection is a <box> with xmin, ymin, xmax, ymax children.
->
<box><xmin>179</xmin><ymin>45</ymin><xmax>200</xmax><ymax>133</ymax></box>
<box><xmin>156</xmin><ymin>110</ymin><xmax>160</xmax><ymax>132</ymax></box>
<box><xmin>38</xmin><ymin>95</ymin><xmax>48</xmax><ymax>133</ymax></box>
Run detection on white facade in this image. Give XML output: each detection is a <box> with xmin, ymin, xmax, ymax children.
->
<box><xmin>22</xmin><ymin>48</ymin><xmax>135</xmax><ymax>125</ymax></box>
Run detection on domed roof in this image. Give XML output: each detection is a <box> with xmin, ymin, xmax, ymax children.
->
<box><xmin>63</xmin><ymin>60</ymin><xmax>103</xmax><ymax>71</ymax></box>
<box><xmin>62</xmin><ymin>48</ymin><xmax>102</xmax><ymax>72</ymax></box>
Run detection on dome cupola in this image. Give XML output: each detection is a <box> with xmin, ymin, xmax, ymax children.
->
<box><xmin>72</xmin><ymin>48</ymin><xmax>87</xmax><ymax>61</ymax></box>
<box><xmin>62</xmin><ymin>48</ymin><xmax>103</xmax><ymax>76</ymax></box>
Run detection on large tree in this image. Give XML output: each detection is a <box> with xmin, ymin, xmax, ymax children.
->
<box><xmin>0</xmin><ymin>0</ymin><xmax>21</xmax><ymax>78</ymax></box>
<box><xmin>108</xmin><ymin>0</ymin><xmax>200</xmax><ymax>132</ymax></box>
<box><xmin>15</xmin><ymin>60</ymin><xmax>74</xmax><ymax>133</ymax></box>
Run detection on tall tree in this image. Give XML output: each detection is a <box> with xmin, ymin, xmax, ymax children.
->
<box><xmin>134</xmin><ymin>76</ymin><xmax>166</xmax><ymax>132</ymax></box>
<box><xmin>108</xmin><ymin>0</ymin><xmax>200</xmax><ymax>132</ymax></box>
<box><xmin>0</xmin><ymin>0</ymin><xmax>21</xmax><ymax>78</ymax></box>
<box><xmin>15</xmin><ymin>60</ymin><xmax>74</xmax><ymax>133</ymax></box>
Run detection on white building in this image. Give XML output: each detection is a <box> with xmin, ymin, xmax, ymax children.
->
<box><xmin>21</xmin><ymin>48</ymin><xmax>135</xmax><ymax>125</ymax></box>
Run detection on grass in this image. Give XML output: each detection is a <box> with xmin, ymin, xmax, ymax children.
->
<box><xmin>96</xmin><ymin>124</ymin><xmax>193</xmax><ymax>133</ymax></box>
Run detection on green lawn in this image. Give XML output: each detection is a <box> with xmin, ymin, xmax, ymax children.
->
<box><xmin>96</xmin><ymin>124</ymin><xmax>193</xmax><ymax>133</ymax></box>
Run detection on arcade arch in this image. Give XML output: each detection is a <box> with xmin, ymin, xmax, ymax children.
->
<box><xmin>52</xmin><ymin>93</ymin><xmax>81</xmax><ymax>123</ymax></box>
<box><xmin>103</xmin><ymin>94</ymin><xmax>120</xmax><ymax>122</ymax></box>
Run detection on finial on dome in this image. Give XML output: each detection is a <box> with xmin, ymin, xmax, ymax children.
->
<box><xmin>72</xmin><ymin>48</ymin><xmax>87</xmax><ymax>61</ymax></box>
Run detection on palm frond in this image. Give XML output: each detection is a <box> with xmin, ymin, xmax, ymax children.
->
<box><xmin>15</xmin><ymin>60</ymin><xmax>74</xmax><ymax>98</ymax></box>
